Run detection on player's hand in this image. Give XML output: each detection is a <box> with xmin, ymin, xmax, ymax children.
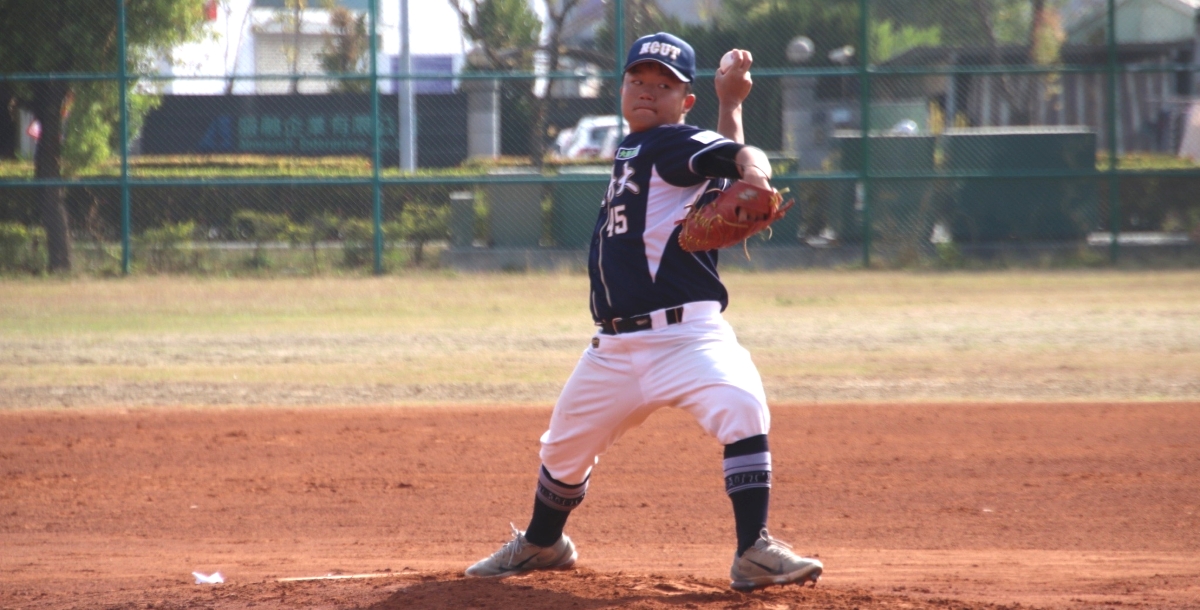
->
<box><xmin>735</xmin><ymin>146</ymin><xmax>772</xmax><ymax>191</ymax></box>
<box><xmin>739</xmin><ymin>167</ymin><xmax>772</xmax><ymax>192</ymax></box>
<box><xmin>715</xmin><ymin>49</ymin><xmax>753</xmax><ymax>108</ymax></box>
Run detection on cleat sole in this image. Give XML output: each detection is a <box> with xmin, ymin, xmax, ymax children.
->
<box><xmin>730</xmin><ymin>565</ymin><xmax>822</xmax><ymax>592</ymax></box>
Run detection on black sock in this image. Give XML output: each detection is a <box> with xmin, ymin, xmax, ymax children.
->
<box><xmin>524</xmin><ymin>466</ymin><xmax>588</xmax><ymax>547</ymax></box>
<box><xmin>729</xmin><ymin>487</ymin><xmax>770</xmax><ymax>556</ymax></box>
<box><xmin>724</xmin><ymin>434</ymin><xmax>771</xmax><ymax>556</ymax></box>
<box><xmin>524</xmin><ymin>496</ymin><xmax>571</xmax><ymax>547</ymax></box>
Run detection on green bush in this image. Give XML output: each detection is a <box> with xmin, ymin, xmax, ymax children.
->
<box><xmin>339</xmin><ymin>217</ymin><xmax>406</xmax><ymax>269</ymax></box>
<box><xmin>232</xmin><ymin>210</ymin><xmax>295</xmax><ymax>270</ymax></box>
<box><xmin>288</xmin><ymin>212</ymin><xmax>340</xmax><ymax>271</ymax></box>
<box><xmin>395</xmin><ymin>201</ymin><xmax>449</xmax><ymax>266</ymax></box>
<box><xmin>934</xmin><ymin>241</ymin><xmax>963</xmax><ymax>269</ymax></box>
<box><xmin>0</xmin><ymin>222</ymin><xmax>46</xmax><ymax>273</ymax></box>
<box><xmin>338</xmin><ymin>218</ymin><xmax>376</xmax><ymax>269</ymax></box>
<box><xmin>136</xmin><ymin>221</ymin><xmax>198</xmax><ymax>273</ymax></box>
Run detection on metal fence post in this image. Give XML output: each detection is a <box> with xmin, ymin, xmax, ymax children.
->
<box><xmin>369</xmin><ymin>0</ymin><xmax>383</xmax><ymax>275</ymax></box>
<box><xmin>398</xmin><ymin>0</ymin><xmax>416</xmax><ymax>172</ymax></box>
<box><xmin>118</xmin><ymin>0</ymin><xmax>130</xmax><ymax>275</ymax></box>
<box><xmin>1106</xmin><ymin>0</ymin><xmax>1121</xmax><ymax>264</ymax></box>
<box><xmin>858</xmin><ymin>0</ymin><xmax>873</xmax><ymax>267</ymax></box>
<box><xmin>614</xmin><ymin>0</ymin><xmax>624</xmax><ymax>119</ymax></box>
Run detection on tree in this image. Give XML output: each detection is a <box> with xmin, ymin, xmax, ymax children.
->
<box><xmin>875</xmin><ymin>0</ymin><xmax>1068</xmax><ymax>125</ymax></box>
<box><xmin>1</xmin><ymin>83</ymin><xmax>17</xmax><ymax>159</ymax></box>
<box><xmin>453</xmin><ymin>0</ymin><xmax>540</xmax><ymax>70</ymax></box>
<box><xmin>591</xmin><ymin>0</ymin><xmax>680</xmax><ymax>101</ymax></box>
<box><xmin>872</xmin><ymin>20</ymin><xmax>942</xmax><ymax>63</ymax></box>
<box><xmin>449</xmin><ymin>0</ymin><xmax>582</xmax><ymax>168</ymax></box>
<box><xmin>0</xmin><ymin>0</ymin><xmax>205</xmax><ymax>271</ymax></box>
<box><xmin>394</xmin><ymin>201</ymin><xmax>448</xmax><ymax>266</ymax></box>
<box><xmin>61</xmin><ymin>81</ymin><xmax>161</xmax><ymax>175</ymax></box>
<box><xmin>674</xmin><ymin>0</ymin><xmax>858</xmax><ymax>149</ymax></box>
<box><xmin>593</xmin><ymin>0</ymin><xmax>676</xmax><ymax>57</ymax></box>
<box><xmin>965</xmin><ymin>0</ymin><xmax>1067</xmax><ymax>124</ymax></box>
<box><xmin>318</xmin><ymin>5</ymin><xmax>369</xmax><ymax>93</ymax></box>
<box><xmin>276</xmin><ymin>0</ymin><xmax>309</xmax><ymax>95</ymax></box>
<box><xmin>701</xmin><ymin>0</ymin><xmax>859</xmax><ymax>68</ymax></box>
<box><xmin>1029</xmin><ymin>1</ymin><xmax>1067</xmax><ymax>116</ymax></box>
<box><xmin>218</xmin><ymin>0</ymin><xmax>255</xmax><ymax>95</ymax></box>
<box><xmin>530</xmin><ymin>0</ymin><xmax>584</xmax><ymax>167</ymax></box>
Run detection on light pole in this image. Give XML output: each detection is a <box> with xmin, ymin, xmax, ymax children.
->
<box><xmin>828</xmin><ymin>45</ymin><xmax>854</xmax><ymax>104</ymax></box>
<box><xmin>781</xmin><ymin>36</ymin><xmax>818</xmax><ymax>169</ymax></box>
<box><xmin>398</xmin><ymin>0</ymin><xmax>416</xmax><ymax>171</ymax></box>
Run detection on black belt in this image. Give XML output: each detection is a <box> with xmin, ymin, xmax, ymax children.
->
<box><xmin>598</xmin><ymin>306</ymin><xmax>684</xmax><ymax>335</ymax></box>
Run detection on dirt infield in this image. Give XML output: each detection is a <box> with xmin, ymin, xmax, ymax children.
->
<box><xmin>2</xmin><ymin>402</ymin><xmax>1198</xmax><ymax>610</ymax></box>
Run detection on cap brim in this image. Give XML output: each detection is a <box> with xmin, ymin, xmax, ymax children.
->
<box><xmin>625</xmin><ymin>58</ymin><xmax>691</xmax><ymax>83</ymax></box>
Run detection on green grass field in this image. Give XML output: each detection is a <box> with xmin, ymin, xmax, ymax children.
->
<box><xmin>1</xmin><ymin>269</ymin><xmax>1198</xmax><ymax>407</ymax></box>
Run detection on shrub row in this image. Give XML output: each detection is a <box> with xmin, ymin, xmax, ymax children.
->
<box><xmin>0</xmin><ymin>222</ymin><xmax>46</xmax><ymax>274</ymax></box>
<box><xmin>2</xmin><ymin>154</ymin><xmax>1199</xmax><ymax>242</ymax></box>
<box><xmin>137</xmin><ymin>206</ymin><xmax>448</xmax><ymax>273</ymax></box>
<box><xmin>0</xmin><ymin>204</ymin><xmax>448</xmax><ymax>274</ymax></box>
<box><xmin>0</xmin><ymin>183</ymin><xmax>463</xmax><ymax>243</ymax></box>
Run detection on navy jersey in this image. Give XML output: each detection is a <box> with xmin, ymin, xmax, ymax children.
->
<box><xmin>589</xmin><ymin>123</ymin><xmax>743</xmax><ymax>323</ymax></box>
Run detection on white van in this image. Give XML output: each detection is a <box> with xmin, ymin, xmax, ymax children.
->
<box><xmin>555</xmin><ymin>115</ymin><xmax>629</xmax><ymax>160</ymax></box>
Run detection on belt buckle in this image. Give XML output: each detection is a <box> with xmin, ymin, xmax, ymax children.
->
<box><xmin>667</xmin><ymin>305</ymin><xmax>683</xmax><ymax>325</ymax></box>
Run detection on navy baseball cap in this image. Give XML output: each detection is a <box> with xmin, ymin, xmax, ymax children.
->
<box><xmin>624</xmin><ymin>32</ymin><xmax>695</xmax><ymax>83</ymax></box>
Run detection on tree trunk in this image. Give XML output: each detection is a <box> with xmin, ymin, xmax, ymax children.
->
<box><xmin>0</xmin><ymin>83</ymin><xmax>17</xmax><ymax>159</ymax></box>
<box><xmin>528</xmin><ymin>94</ymin><xmax>548</xmax><ymax>169</ymax></box>
<box><xmin>290</xmin><ymin>4</ymin><xmax>302</xmax><ymax>95</ymax></box>
<box><xmin>1030</xmin><ymin>0</ymin><xmax>1047</xmax><ymax>41</ymax></box>
<box><xmin>1019</xmin><ymin>0</ymin><xmax>1052</xmax><ymax>126</ymax></box>
<box><xmin>31</xmin><ymin>81</ymin><xmax>72</xmax><ymax>272</ymax></box>
<box><xmin>529</xmin><ymin>1</ymin><xmax>577</xmax><ymax>170</ymax></box>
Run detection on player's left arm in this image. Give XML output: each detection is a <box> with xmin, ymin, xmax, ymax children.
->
<box><xmin>714</xmin><ymin>49</ymin><xmax>753</xmax><ymax>144</ymax></box>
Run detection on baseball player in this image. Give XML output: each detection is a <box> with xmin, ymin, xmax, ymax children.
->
<box><xmin>465</xmin><ymin>32</ymin><xmax>822</xmax><ymax>591</ymax></box>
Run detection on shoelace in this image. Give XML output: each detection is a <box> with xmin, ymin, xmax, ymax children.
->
<box><xmin>491</xmin><ymin>523</ymin><xmax>531</xmax><ymax>566</ymax></box>
<box><xmin>758</xmin><ymin>529</ymin><xmax>798</xmax><ymax>559</ymax></box>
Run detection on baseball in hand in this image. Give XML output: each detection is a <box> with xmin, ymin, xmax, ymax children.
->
<box><xmin>719</xmin><ymin>51</ymin><xmax>735</xmax><ymax>74</ymax></box>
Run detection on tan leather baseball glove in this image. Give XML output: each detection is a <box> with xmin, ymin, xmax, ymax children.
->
<box><xmin>677</xmin><ymin>181</ymin><xmax>793</xmax><ymax>253</ymax></box>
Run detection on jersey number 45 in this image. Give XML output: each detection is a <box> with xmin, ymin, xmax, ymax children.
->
<box><xmin>606</xmin><ymin>205</ymin><xmax>628</xmax><ymax>237</ymax></box>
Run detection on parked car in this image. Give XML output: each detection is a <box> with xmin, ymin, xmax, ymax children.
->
<box><xmin>555</xmin><ymin>115</ymin><xmax>629</xmax><ymax>160</ymax></box>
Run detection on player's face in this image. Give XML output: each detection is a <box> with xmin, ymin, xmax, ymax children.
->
<box><xmin>620</xmin><ymin>62</ymin><xmax>696</xmax><ymax>133</ymax></box>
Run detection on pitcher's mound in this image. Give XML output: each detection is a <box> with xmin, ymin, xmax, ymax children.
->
<box><xmin>222</xmin><ymin>569</ymin><xmax>1024</xmax><ymax>609</ymax></box>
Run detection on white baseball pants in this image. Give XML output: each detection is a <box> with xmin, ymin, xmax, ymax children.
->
<box><xmin>539</xmin><ymin>301</ymin><xmax>770</xmax><ymax>485</ymax></box>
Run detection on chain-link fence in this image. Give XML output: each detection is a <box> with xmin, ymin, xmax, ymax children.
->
<box><xmin>2</xmin><ymin>0</ymin><xmax>1200</xmax><ymax>275</ymax></box>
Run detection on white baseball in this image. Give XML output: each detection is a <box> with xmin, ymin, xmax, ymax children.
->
<box><xmin>719</xmin><ymin>51</ymin><xmax>736</xmax><ymax>74</ymax></box>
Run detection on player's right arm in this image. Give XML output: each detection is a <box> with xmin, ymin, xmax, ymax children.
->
<box><xmin>714</xmin><ymin>50</ymin><xmax>771</xmax><ymax>189</ymax></box>
<box><xmin>685</xmin><ymin>138</ymin><xmax>772</xmax><ymax>192</ymax></box>
<box><xmin>714</xmin><ymin>49</ymin><xmax>753</xmax><ymax>144</ymax></box>
<box><xmin>734</xmin><ymin>146</ymin><xmax>771</xmax><ymax>191</ymax></box>
<box><xmin>656</xmin><ymin>125</ymin><xmax>773</xmax><ymax>193</ymax></box>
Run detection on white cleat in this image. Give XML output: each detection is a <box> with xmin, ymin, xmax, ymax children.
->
<box><xmin>464</xmin><ymin>524</ymin><xmax>578</xmax><ymax>578</ymax></box>
<box><xmin>729</xmin><ymin>529</ymin><xmax>823</xmax><ymax>591</ymax></box>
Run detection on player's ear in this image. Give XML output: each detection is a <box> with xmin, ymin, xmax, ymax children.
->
<box><xmin>682</xmin><ymin>93</ymin><xmax>696</xmax><ymax>113</ymax></box>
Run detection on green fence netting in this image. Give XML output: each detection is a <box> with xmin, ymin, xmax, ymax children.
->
<box><xmin>2</xmin><ymin>0</ymin><xmax>1200</xmax><ymax>275</ymax></box>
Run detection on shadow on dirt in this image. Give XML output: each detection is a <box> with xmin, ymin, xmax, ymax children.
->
<box><xmin>357</xmin><ymin>570</ymin><xmax>1010</xmax><ymax>610</ymax></box>
<box><xmin>363</xmin><ymin>570</ymin><xmax>753</xmax><ymax>610</ymax></box>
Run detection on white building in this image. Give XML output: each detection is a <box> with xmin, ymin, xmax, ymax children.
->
<box><xmin>162</xmin><ymin>0</ymin><xmax>466</xmax><ymax>95</ymax></box>
<box><xmin>161</xmin><ymin>0</ymin><xmax>724</xmax><ymax>97</ymax></box>
<box><xmin>1067</xmin><ymin>0</ymin><xmax>1200</xmax><ymax>44</ymax></box>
